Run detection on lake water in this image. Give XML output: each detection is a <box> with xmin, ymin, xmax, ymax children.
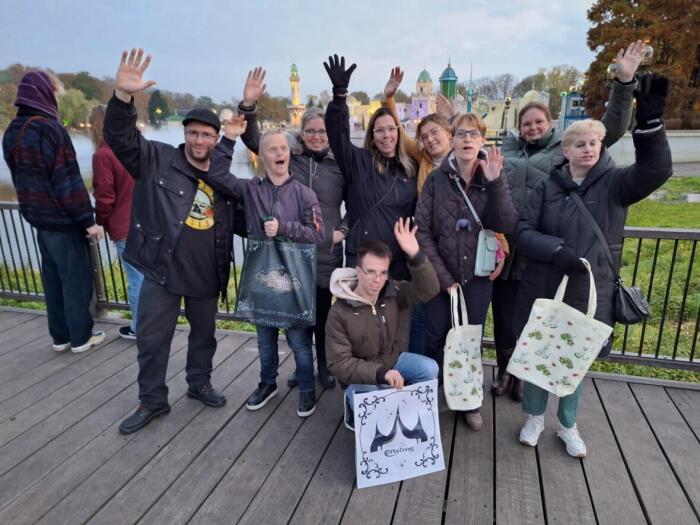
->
<box><xmin>0</xmin><ymin>121</ymin><xmax>257</xmax><ymax>188</ymax></box>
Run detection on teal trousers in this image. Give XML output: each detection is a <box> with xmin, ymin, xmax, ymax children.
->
<box><xmin>522</xmin><ymin>381</ymin><xmax>584</xmax><ymax>428</ymax></box>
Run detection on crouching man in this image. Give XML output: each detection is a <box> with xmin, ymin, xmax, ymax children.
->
<box><xmin>326</xmin><ymin>219</ymin><xmax>440</xmax><ymax>430</ymax></box>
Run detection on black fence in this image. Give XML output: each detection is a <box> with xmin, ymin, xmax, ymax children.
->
<box><xmin>0</xmin><ymin>202</ymin><xmax>697</xmax><ymax>371</ymax></box>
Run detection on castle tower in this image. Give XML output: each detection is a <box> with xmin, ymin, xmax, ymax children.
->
<box><xmin>439</xmin><ymin>60</ymin><xmax>458</xmax><ymax>100</ymax></box>
<box><xmin>287</xmin><ymin>64</ymin><xmax>306</xmax><ymax>127</ymax></box>
<box><xmin>416</xmin><ymin>69</ymin><xmax>433</xmax><ymax>96</ymax></box>
<box><xmin>410</xmin><ymin>69</ymin><xmax>436</xmax><ymax>120</ymax></box>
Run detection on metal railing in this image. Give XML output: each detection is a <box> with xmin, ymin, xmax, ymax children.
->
<box><xmin>0</xmin><ymin>202</ymin><xmax>697</xmax><ymax>371</ymax></box>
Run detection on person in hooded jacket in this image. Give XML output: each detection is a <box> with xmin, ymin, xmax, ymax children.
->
<box><xmin>514</xmin><ymin>73</ymin><xmax>672</xmax><ymax>458</ymax></box>
<box><xmin>492</xmin><ymin>40</ymin><xmax>646</xmax><ymax>401</ymax></box>
<box><xmin>236</xmin><ymin>67</ymin><xmax>345</xmax><ymax>389</ymax></box>
<box><xmin>415</xmin><ymin>112</ymin><xmax>517</xmax><ymax>431</ymax></box>
<box><xmin>326</xmin><ymin>218</ymin><xmax>440</xmax><ymax>431</ymax></box>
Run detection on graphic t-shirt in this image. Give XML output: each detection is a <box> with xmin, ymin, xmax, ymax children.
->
<box><xmin>166</xmin><ymin>174</ymin><xmax>219</xmax><ymax>298</ymax></box>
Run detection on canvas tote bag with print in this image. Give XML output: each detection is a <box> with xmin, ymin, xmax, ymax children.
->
<box><xmin>507</xmin><ymin>259</ymin><xmax>613</xmax><ymax>397</ymax></box>
<box><xmin>443</xmin><ymin>285</ymin><xmax>484</xmax><ymax>411</ymax></box>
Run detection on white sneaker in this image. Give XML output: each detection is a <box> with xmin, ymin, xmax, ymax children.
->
<box><xmin>71</xmin><ymin>331</ymin><xmax>106</xmax><ymax>354</ymax></box>
<box><xmin>52</xmin><ymin>342</ymin><xmax>71</xmax><ymax>352</ymax></box>
<box><xmin>557</xmin><ymin>424</ymin><xmax>587</xmax><ymax>458</ymax></box>
<box><xmin>519</xmin><ymin>414</ymin><xmax>545</xmax><ymax>447</ymax></box>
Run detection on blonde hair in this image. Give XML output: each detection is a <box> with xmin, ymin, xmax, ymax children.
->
<box><xmin>88</xmin><ymin>104</ymin><xmax>106</xmax><ymax>148</ymax></box>
<box><xmin>562</xmin><ymin>119</ymin><xmax>606</xmax><ymax>147</ymax></box>
<box><xmin>259</xmin><ymin>128</ymin><xmax>289</xmax><ymax>150</ymax></box>
<box><xmin>364</xmin><ymin>107</ymin><xmax>416</xmax><ymax>179</ymax></box>
<box><xmin>451</xmin><ymin>112</ymin><xmax>486</xmax><ymax>137</ymax></box>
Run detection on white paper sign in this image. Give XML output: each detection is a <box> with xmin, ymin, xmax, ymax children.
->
<box><xmin>354</xmin><ymin>379</ymin><xmax>445</xmax><ymax>489</ymax></box>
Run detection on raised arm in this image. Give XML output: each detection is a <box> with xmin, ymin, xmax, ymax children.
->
<box><xmin>323</xmin><ymin>54</ymin><xmax>359</xmax><ymax>180</ymax></box>
<box><xmin>204</xmin><ymin>115</ymin><xmax>248</xmax><ymax>200</ymax></box>
<box><xmin>394</xmin><ymin>218</ymin><xmax>440</xmax><ymax>306</ymax></box>
<box><xmin>600</xmin><ymin>40</ymin><xmax>645</xmax><ymax>147</ymax></box>
<box><xmin>104</xmin><ymin>48</ymin><xmax>158</xmax><ymax>180</ymax></box>
<box><xmin>236</xmin><ymin>67</ymin><xmax>266</xmax><ymax>154</ymax></box>
<box><xmin>382</xmin><ymin>67</ymin><xmax>421</xmax><ymax>161</ymax></box>
<box><xmin>613</xmin><ymin>74</ymin><xmax>673</xmax><ymax>206</ymax></box>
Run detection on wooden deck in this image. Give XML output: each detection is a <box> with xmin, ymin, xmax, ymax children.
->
<box><xmin>0</xmin><ymin>308</ymin><xmax>698</xmax><ymax>525</ymax></box>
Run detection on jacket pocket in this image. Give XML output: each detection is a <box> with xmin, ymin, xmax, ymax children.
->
<box><xmin>131</xmin><ymin>222</ymin><xmax>164</xmax><ymax>268</ymax></box>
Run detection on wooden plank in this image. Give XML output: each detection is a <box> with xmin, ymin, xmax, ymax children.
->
<box><xmin>0</xmin><ymin>335</ymin><xmax>135</xmax><ymax>408</ymax></box>
<box><xmin>0</xmin><ymin>338</ymin><xmax>136</xmax><ymax>442</ymax></box>
<box><xmin>189</xmin><ymin>367</ymin><xmax>321</xmax><ymax>525</ymax></box>
<box><xmin>0</xmin><ymin>311</ymin><xmax>34</xmax><ymax>334</ymax></box>
<box><xmin>443</xmin><ymin>366</ymin><xmax>494</xmax><ymax>525</ymax></box>
<box><xmin>576</xmin><ymin>378</ymin><xmax>647</xmax><ymax>525</ymax></box>
<box><xmin>0</xmin><ymin>330</ymin><xmax>215</xmax><ymax>524</ymax></box>
<box><xmin>237</xmin><ymin>386</ymin><xmax>344</xmax><ymax>525</ymax></box>
<box><xmin>0</xmin><ymin>331</ymin><xmax>190</xmax><ymax>505</ymax></box>
<box><xmin>595</xmin><ymin>379</ymin><xmax>698</xmax><ymax>524</ymax></box>
<box><xmin>0</xmin><ymin>315</ymin><xmax>54</xmax><ymax>359</ymax></box>
<box><xmin>340</xmin><ymin>477</ymin><xmax>399</xmax><ymax>525</ymax></box>
<box><xmin>494</xmin><ymin>377</ymin><xmax>545</xmax><ymax>524</ymax></box>
<box><xmin>36</xmin><ymin>334</ymin><xmax>252</xmax><ymax>525</ymax></box>
<box><xmin>288</xmin><ymin>424</ymin><xmax>357</xmax><ymax>525</ymax></box>
<box><xmin>140</xmin><ymin>346</ymin><xmax>297</xmax><ymax>525</ymax></box>
<box><xmin>667</xmin><ymin>388</ymin><xmax>700</xmax><ymax>438</ymax></box>
<box><xmin>536</xmin><ymin>381</ymin><xmax>596</xmax><ymax>524</ymax></box>
<box><xmin>631</xmin><ymin>384</ymin><xmax>700</xmax><ymax>518</ymax></box>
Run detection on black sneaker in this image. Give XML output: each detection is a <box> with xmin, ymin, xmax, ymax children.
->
<box><xmin>287</xmin><ymin>373</ymin><xmax>298</xmax><ymax>388</ymax></box>
<box><xmin>118</xmin><ymin>325</ymin><xmax>137</xmax><ymax>340</ymax></box>
<box><xmin>119</xmin><ymin>404</ymin><xmax>171</xmax><ymax>434</ymax></box>
<box><xmin>246</xmin><ymin>383</ymin><xmax>278</xmax><ymax>411</ymax></box>
<box><xmin>318</xmin><ymin>364</ymin><xmax>336</xmax><ymax>389</ymax></box>
<box><xmin>297</xmin><ymin>390</ymin><xmax>316</xmax><ymax>418</ymax></box>
<box><xmin>187</xmin><ymin>383</ymin><xmax>226</xmax><ymax>407</ymax></box>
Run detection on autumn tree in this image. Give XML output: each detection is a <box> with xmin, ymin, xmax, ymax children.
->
<box><xmin>58</xmin><ymin>88</ymin><xmax>94</xmax><ymax>128</ymax></box>
<box><xmin>257</xmin><ymin>93</ymin><xmax>289</xmax><ymax>123</ymax></box>
<box><xmin>350</xmin><ymin>90</ymin><xmax>370</xmax><ymax>104</ymax></box>
<box><xmin>148</xmin><ymin>90</ymin><xmax>170</xmax><ymax>127</ymax></box>
<box><xmin>394</xmin><ymin>89</ymin><xmax>411</xmax><ymax>103</ymax></box>
<box><xmin>586</xmin><ymin>0</ymin><xmax>700</xmax><ymax>128</ymax></box>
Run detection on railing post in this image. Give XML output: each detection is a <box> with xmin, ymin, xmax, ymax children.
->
<box><xmin>88</xmin><ymin>238</ymin><xmax>109</xmax><ymax>318</ymax></box>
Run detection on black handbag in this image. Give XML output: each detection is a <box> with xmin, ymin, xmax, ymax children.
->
<box><xmin>569</xmin><ymin>192</ymin><xmax>650</xmax><ymax>325</ymax></box>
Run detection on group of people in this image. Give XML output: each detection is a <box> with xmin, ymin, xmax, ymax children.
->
<box><xmin>2</xmin><ymin>40</ymin><xmax>672</xmax><ymax>459</ymax></box>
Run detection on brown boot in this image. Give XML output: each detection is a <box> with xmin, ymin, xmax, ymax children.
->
<box><xmin>510</xmin><ymin>377</ymin><xmax>523</xmax><ymax>402</ymax></box>
<box><xmin>490</xmin><ymin>370</ymin><xmax>513</xmax><ymax>397</ymax></box>
<box><xmin>464</xmin><ymin>410</ymin><xmax>483</xmax><ymax>431</ymax></box>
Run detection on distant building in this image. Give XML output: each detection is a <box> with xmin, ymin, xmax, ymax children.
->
<box><xmin>439</xmin><ymin>61</ymin><xmax>458</xmax><ymax>99</ymax></box>
<box><xmin>408</xmin><ymin>69</ymin><xmax>436</xmax><ymax>121</ymax></box>
<box><xmin>287</xmin><ymin>64</ymin><xmax>306</xmax><ymax>128</ymax></box>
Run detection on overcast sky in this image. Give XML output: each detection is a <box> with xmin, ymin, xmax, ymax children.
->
<box><xmin>1</xmin><ymin>0</ymin><xmax>598</xmax><ymax>102</ymax></box>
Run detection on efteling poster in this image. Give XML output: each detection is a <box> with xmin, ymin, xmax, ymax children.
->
<box><xmin>353</xmin><ymin>380</ymin><xmax>445</xmax><ymax>489</ymax></box>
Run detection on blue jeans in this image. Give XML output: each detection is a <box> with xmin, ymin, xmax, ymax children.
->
<box><xmin>256</xmin><ymin>325</ymin><xmax>315</xmax><ymax>393</ymax></box>
<box><xmin>344</xmin><ymin>352</ymin><xmax>439</xmax><ymax>413</ymax></box>
<box><xmin>114</xmin><ymin>239</ymin><xmax>143</xmax><ymax>332</ymax></box>
<box><xmin>36</xmin><ymin>230</ymin><xmax>94</xmax><ymax>346</ymax></box>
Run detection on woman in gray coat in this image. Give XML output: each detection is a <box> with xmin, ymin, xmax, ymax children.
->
<box><xmin>236</xmin><ymin>68</ymin><xmax>346</xmax><ymax>389</ymax></box>
<box><xmin>491</xmin><ymin>40</ymin><xmax>647</xmax><ymax>400</ymax></box>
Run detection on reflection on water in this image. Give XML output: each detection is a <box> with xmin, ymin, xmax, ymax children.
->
<box><xmin>0</xmin><ymin>121</ymin><xmax>256</xmax><ymax>200</ymax></box>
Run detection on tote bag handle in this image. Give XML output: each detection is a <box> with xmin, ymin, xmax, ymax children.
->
<box><xmin>552</xmin><ymin>258</ymin><xmax>597</xmax><ymax>318</ymax></box>
<box><xmin>450</xmin><ymin>285</ymin><xmax>470</xmax><ymax>329</ymax></box>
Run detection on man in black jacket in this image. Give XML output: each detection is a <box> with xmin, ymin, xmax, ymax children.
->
<box><xmin>105</xmin><ymin>49</ymin><xmax>233</xmax><ymax>434</ymax></box>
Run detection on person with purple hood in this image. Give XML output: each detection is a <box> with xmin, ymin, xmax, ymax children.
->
<box><xmin>2</xmin><ymin>70</ymin><xmax>106</xmax><ymax>354</ymax></box>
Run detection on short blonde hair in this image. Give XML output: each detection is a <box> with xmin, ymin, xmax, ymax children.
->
<box><xmin>451</xmin><ymin>113</ymin><xmax>486</xmax><ymax>137</ymax></box>
<box><xmin>562</xmin><ymin>119</ymin><xmax>606</xmax><ymax>147</ymax></box>
<box><xmin>259</xmin><ymin>128</ymin><xmax>289</xmax><ymax>150</ymax></box>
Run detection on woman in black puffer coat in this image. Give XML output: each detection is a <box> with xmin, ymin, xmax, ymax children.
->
<box><xmin>514</xmin><ymin>74</ymin><xmax>672</xmax><ymax>459</ymax></box>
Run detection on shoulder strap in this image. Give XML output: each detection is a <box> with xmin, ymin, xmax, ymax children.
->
<box><xmin>8</xmin><ymin>116</ymin><xmax>44</xmax><ymax>170</ymax></box>
<box><xmin>568</xmin><ymin>191</ymin><xmax>616</xmax><ymax>274</ymax></box>
<box><xmin>348</xmin><ymin>173</ymin><xmax>398</xmax><ymax>235</ymax></box>
<box><xmin>452</xmin><ymin>175</ymin><xmax>484</xmax><ymax>230</ymax></box>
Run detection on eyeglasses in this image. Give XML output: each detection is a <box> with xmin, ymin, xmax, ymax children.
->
<box><xmin>303</xmin><ymin>128</ymin><xmax>327</xmax><ymax>137</ymax></box>
<box><xmin>373</xmin><ymin>126</ymin><xmax>398</xmax><ymax>136</ymax></box>
<box><xmin>420</xmin><ymin>127</ymin><xmax>446</xmax><ymax>143</ymax></box>
<box><xmin>359</xmin><ymin>267</ymin><xmax>389</xmax><ymax>281</ymax></box>
<box><xmin>185</xmin><ymin>130</ymin><xmax>219</xmax><ymax>141</ymax></box>
<box><xmin>454</xmin><ymin>129</ymin><xmax>482</xmax><ymax>140</ymax></box>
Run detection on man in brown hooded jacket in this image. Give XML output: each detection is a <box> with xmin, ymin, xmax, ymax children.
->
<box><xmin>326</xmin><ymin>218</ymin><xmax>440</xmax><ymax>430</ymax></box>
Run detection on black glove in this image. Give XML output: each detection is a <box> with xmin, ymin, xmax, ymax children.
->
<box><xmin>552</xmin><ymin>246</ymin><xmax>587</xmax><ymax>276</ymax></box>
<box><xmin>323</xmin><ymin>54</ymin><xmax>357</xmax><ymax>96</ymax></box>
<box><xmin>634</xmin><ymin>73</ymin><xmax>669</xmax><ymax>130</ymax></box>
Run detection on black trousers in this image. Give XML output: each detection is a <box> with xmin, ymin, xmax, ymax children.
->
<box><xmin>424</xmin><ymin>278</ymin><xmax>493</xmax><ymax>367</ymax></box>
<box><xmin>136</xmin><ymin>278</ymin><xmax>218</xmax><ymax>410</ymax></box>
<box><xmin>310</xmin><ymin>285</ymin><xmax>333</xmax><ymax>369</ymax></box>
<box><xmin>491</xmin><ymin>279</ymin><xmax>520</xmax><ymax>371</ymax></box>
